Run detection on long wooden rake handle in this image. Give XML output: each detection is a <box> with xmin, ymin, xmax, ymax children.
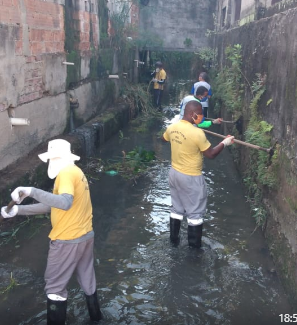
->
<box><xmin>202</xmin><ymin>129</ymin><xmax>274</xmax><ymax>155</ymax></box>
<box><xmin>206</xmin><ymin>118</ymin><xmax>235</xmax><ymax>124</ymax></box>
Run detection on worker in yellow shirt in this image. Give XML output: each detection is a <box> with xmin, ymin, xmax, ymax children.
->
<box><xmin>1</xmin><ymin>139</ymin><xmax>102</xmax><ymax>325</ymax></box>
<box><xmin>151</xmin><ymin>61</ymin><xmax>167</xmax><ymax>110</ymax></box>
<box><xmin>162</xmin><ymin>101</ymin><xmax>234</xmax><ymax>248</ymax></box>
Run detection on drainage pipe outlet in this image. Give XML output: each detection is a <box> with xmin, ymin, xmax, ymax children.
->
<box><xmin>10</xmin><ymin>118</ymin><xmax>30</xmax><ymax>126</ymax></box>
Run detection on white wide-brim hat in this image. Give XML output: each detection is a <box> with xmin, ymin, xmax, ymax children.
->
<box><xmin>38</xmin><ymin>139</ymin><xmax>80</xmax><ymax>179</ymax></box>
<box><xmin>38</xmin><ymin>139</ymin><xmax>80</xmax><ymax>162</ymax></box>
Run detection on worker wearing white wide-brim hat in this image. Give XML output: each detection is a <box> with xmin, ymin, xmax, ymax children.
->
<box><xmin>1</xmin><ymin>139</ymin><xmax>102</xmax><ymax>325</ymax></box>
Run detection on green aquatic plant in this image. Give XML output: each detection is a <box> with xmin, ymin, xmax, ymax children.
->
<box><xmin>1</xmin><ymin>272</ymin><xmax>20</xmax><ymax>294</ymax></box>
<box><xmin>84</xmin><ymin>146</ymin><xmax>156</xmax><ymax>184</ymax></box>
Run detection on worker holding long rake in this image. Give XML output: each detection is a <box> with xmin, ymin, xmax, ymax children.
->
<box><xmin>163</xmin><ymin>100</ymin><xmax>234</xmax><ymax>248</ymax></box>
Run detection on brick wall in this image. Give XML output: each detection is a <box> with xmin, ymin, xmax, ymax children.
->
<box><xmin>71</xmin><ymin>5</ymin><xmax>99</xmax><ymax>54</ymax></box>
<box><xmin>0</xmin><ymin>0</ymin><xmax>101</xmax><ymax>109</ymax></box>
<box><xmin>0</xmin><ymin>0</ymin><xmax>103</xmax><ymax>170</ymax></box>
<box><xmin>0</xmin><ymin>0</ymin><xmax>66</xmax><ymax>108</ymax></box>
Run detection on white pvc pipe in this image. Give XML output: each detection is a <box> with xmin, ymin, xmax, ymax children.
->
<box><xmin>62</xmin><ymin>61</ymin><xmax>74</xmax><ymax>65</ymax></box>
<box><xmin>108</xmin><ymin>75</ymin><xmax>119</xmax><ymax>79</ymax></box>
<box><xmin>10</xmin><ymin>118</ymin><xmax>30</xmax><ymax>126</ymax></box>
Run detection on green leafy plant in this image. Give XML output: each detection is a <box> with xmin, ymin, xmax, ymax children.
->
<box><xmin>120</xmin><ymin>82</ymin><xmax>155</xmax><ymax>118</ymax></box>
<box><xmin>212</xmin><ymin>44</ymin><xmax>244</xmax><ymax>115</ymax></box>
<box><xmin>184</xmin><ymin>38</ymin><xmax>193</xmax><ymax>48</ymax></box>
<box><xmin>243</xmin><ymin>74</ymin><xmax>279</xmax><ymax>228</ymax></box>
<box><xmin>266</xmin><ymin>99</ymin><xmax>273</xmax><ymax>106</ymax></box>
<box><xmin>119</xmin><ymin>130</ymin><xmax>130</xmax><ymax>141</ymax></box>
<box><xmin>196</xmin><ymin>47</ymin><xmax>217</xmax><ymax>69</ymax></box>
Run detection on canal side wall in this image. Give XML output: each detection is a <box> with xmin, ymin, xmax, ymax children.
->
<box><xmin>0</xmin><ymin>0</ymin><xmax>120</xmax><ymax>171</ymax></box>
<box><xmin>139</xmin><ymin>0</ymin><xmax>216</xmax><ymax>51</ymax></box>
<box><xmin>215</xmin><ymin>6</ymin><xmax>297</xmax><ymax>304</ymax></box>
<box><xmin>0</xmin><ymin>102</ymin><xmax>131</xmax><ymax>209</ymax></box>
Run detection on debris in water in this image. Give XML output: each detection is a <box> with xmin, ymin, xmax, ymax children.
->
<box><xmin>105</xmin><ymin>170</ymin><xmax>118</xmax><ymax>176</ymax></box>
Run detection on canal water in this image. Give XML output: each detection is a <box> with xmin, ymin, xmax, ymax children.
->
<box><xmin>0</xmin><ymin>82</ymin><xmax>292</xmax><ymax>324</ymax></box>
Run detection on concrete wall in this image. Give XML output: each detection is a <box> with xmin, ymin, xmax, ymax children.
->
<box><xmin>216</xmin><ymin>0</ymin><xmax>291</xmax><ymax>30</ymax></box>
<box><xmin>139</xmin><ymin>0</ymin><xmax>216</xmax><ymax>51</ymax></box>
<box><xmin>214</xmin><ymin>4</ymin><xmax>297</xmax><ymax>304</ymax></box>
<box><xmin>240</xmin><ymin>0</ymin><xmax>255</xmax><ymax>17</ymax></box>
<box><xmin>0</xmin><ymin>0</ymin><xmax>105</xmax><ymax>170</ymax></box>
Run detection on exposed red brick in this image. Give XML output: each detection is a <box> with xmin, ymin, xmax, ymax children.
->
<box><xmin>24</xmin><ymin>0</ymin><xmax>36</xmax><ymax>12</ymax></box>
<box><xmin>56</xmin><ymin>42</ymin><xmax>64</xmax><ymax>53</ymax></box>
<box><xmin>19</xmin><ymin>91</ymin><xmax>42</xmax><ymax>105</ymax></box>
<box><xmin>9</xmin><ymin>6</ymin><xmax>21</xmax><ymax>24</ymax></box>
<box><xmin>34</xmin><ymin>1</ymin><xmax>60</xmax><ymax>16</ymax></box>
<box><xmin>44</xmin><ymin>41</ymin><xmax>54</xmax><ymax>53</ymax></box>
<box><xmin>30</xmin><ymin>41</ymin><xmax>44</xmax><ymax>55</ymax></box>
<box><xmin>0</xmin><ymin>7</ymin><xmax>11</xmax><ymax>24</ymax></box>
<box><xmin>30</xmin><ymin>29</ymin><xmax>42</xmax><ymax>42</ymax></box>
<box><xmin>2</xmin><ymin>0</ymin><xmax>13</xmax><ymax>7</ymax></box>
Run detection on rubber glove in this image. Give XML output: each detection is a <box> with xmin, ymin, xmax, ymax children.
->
<box><xmin>221</xmin><ymin>135</ymin><xmax>234</xmax><ymax>147</ymax></box>
<box><xmin>152</xmin><ymin>78</ymin><xmax>157</xmax><ymax>83</ymax></box>
<box><xmin>11</xmin><ymin>187</ymin><xmax>32</xmax><ymax>204</ymax></box>
<box><xmin>213</xmin><ymin>118</ymin><xmax>222</xmax><ymax>125</ymax></box>
<box><xmin>1</xmin><ymin>205</ymin><xmax>18</xmax><ymax>218</ymax></box>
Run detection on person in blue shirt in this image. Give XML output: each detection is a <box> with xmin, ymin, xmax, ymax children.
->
<box><xmin>180</xmin><ymin>86</ymin><xmax>221</xmax><ymax>128</ymax></box>
<box><xmin>191</xmin><ymin>72</ymin><xmax>212</xmax><ymax>118</ymax></box>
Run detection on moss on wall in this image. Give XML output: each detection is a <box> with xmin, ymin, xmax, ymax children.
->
<box><xmin>98</xmin><ymin>0</ymin><xmax>109</xmax><ymax>42</ymax></box>
<box><xmin>98</xmin><ymin>49</ymin><xmax>113</xmax><ymax>75</ymax></box>
<box><xmin>66</xmin><ymin>50</ymin><xmax>81</xmax><ymax>88</ymax></box>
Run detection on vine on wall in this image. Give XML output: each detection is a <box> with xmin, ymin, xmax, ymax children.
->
<box><xmin>212</xmin><ymin>44</ymin><xmax>279</xmax><ymax>228</ymax></box>
<box><xmin>212</xmin><ymin>44</ymin><xmax>244</xmax><ymax>117</ymax></box>
<box><xmin>244</xmin><ymin>74</ymin><xmax>279</xmax><ymax>228</ymax></box>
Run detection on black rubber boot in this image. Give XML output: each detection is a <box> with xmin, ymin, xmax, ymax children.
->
<box><xmin>170</xmin><ymin>218</ymin><xmax>181</xmax><ymax>244</ymax></box>
<box><xmin>85</xmin><ymin>291</ymin><xmax>102</xmax><ymax>322</ymax></box>
<box><xmin>188</xmin><ymin>224</ymin><xmax>203</xmax><ymax>248</ymax></box>
<box><xmin>47</xmin><ymin>298</ymin><xmax>67</xmax><ymax>325</ymax></box>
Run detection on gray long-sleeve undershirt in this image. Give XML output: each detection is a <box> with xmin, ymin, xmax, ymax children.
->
<box><xmin>17</xmin><ymin>188</ymin><xmax>73</xmax><ymax>216</ymax></box>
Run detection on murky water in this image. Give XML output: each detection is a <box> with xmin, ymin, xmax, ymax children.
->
<box><xmin>0</xmin><ymin>82</ymin><xmax>292</xmax><ymax>324</ymax></box>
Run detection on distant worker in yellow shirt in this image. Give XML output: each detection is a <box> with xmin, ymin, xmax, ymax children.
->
<box><xmin>151</xmin><ymin>61</ymin><xmax>167</xmax><ymax>110</ymax></box>
<box><xmin>1</xmin><ymin>139</ymin><xmax>102</xmax><ymax>325</ymax></box>
<box><xmin>162</xmin><ymin>101</ymin><xmax>234</xmax><ymax>248</ymax></box>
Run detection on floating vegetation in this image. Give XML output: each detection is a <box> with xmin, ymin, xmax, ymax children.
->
<box><xmin>0</xmin><ymin>215</ymin><xmax>49</xmax><ymax>247</ymax></box>
<box><xmin>84</xmin><ymin>146</ymin><xmax>157</xmax><ymax>184</ymax></box>
<box><xmin>1</xmin><ymin>272</ymin><xmax>20</xmax><ymax>294</ymax></box>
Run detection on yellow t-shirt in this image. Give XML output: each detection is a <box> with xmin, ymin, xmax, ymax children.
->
<box><xmin>153</xmin><ymin>69</ymin><xmax>166</xmax><ymax>90</ymax></box>
<box><xmin>49</xmin><ymin>165</ymin><xmax>93</xmax><ymax>240</ymax></box>
<box><xmin>163</xmin><ymin>120</ymin><xmax>211</xmax><ymax>175</ymax></box>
